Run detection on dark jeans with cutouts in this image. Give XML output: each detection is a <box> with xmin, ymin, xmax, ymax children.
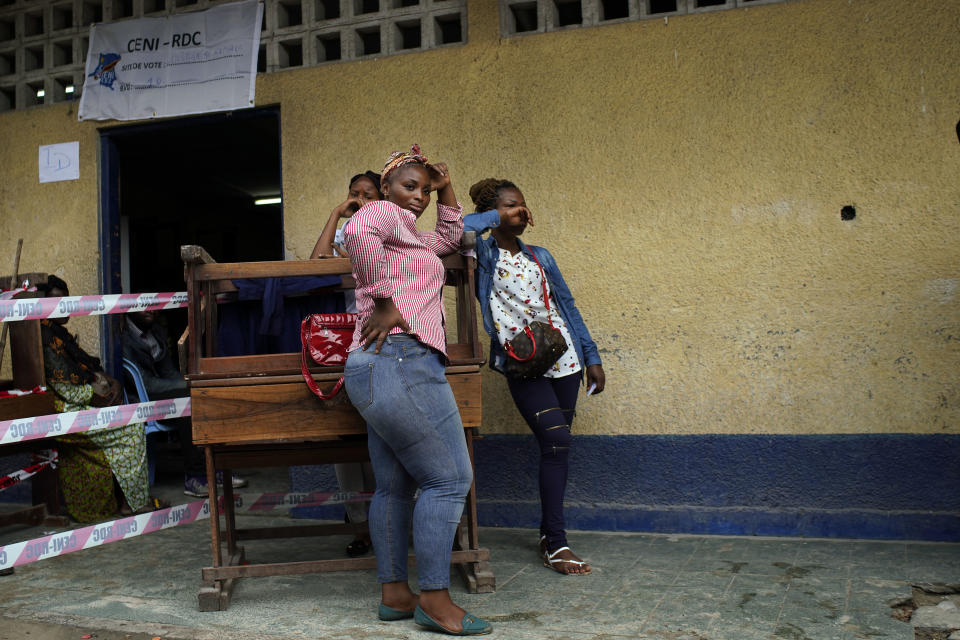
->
<box><xmin>506</xmin><ymin>372</ymin><xmax>581</xmax><ymax>552</ymax></box>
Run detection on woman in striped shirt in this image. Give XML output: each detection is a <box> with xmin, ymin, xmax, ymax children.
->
<box><xmin>343</xmin><ymin>146</ymin><xmax>492</xmax><ymax>636</ymax></box>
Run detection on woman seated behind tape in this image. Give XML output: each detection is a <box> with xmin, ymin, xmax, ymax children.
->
<box><xmin>309</xmin><ymin>170</ymin><xmax>382</xmax><ymax>559</ymax></box>
<box><xmin>463</xmin><ymin>179</ymin><xmax>605</xmax><ymax>576</ymax></box>
<box><xmin>39</xmin><ymin>275</ymin><xmax>168</xmax><ymax>522</ymax></box>
<box><xmin>342</xmin><ymin>145</ymin><xmax>492</xmax><ymax>635</ymax></box>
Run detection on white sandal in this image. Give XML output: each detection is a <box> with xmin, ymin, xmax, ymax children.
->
<box><xmin>542</xmin><ymin>545</ymin><xmax>591</xmax><ymax>575</ymax></box>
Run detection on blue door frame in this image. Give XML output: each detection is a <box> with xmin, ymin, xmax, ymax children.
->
<box><xmin>97</xmin><ymin>107</ymin><xmax>283</xmax><ymax>375</ymax></box>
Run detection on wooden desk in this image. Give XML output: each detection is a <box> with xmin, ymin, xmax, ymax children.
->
<box><xmin>181</xmin><ymin>246</ymin><xmax>495</xmax><ymax>611</ymax></box>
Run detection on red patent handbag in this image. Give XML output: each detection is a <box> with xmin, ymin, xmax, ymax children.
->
<box><xmin>300</xmin><ymin>313</ymin><xmax>357</xmax><ymax>399</ymax></box>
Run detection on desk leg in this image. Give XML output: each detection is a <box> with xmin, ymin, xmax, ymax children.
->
<box><xmin>455</xmin><ymin>428</ymin><xmax>495</xmax><ymax>593</ymax></box>
<box><xmin>222</xmin><ymin>468</ymin><xmax>237</xmax><ymax>556</ymax></box>
<box><xmin>199</xmin><ymin>445</ymin><xmax>233</xmax><ymax>611</ymax></box>
<box><xmin>204</xmin><ymin>446</ymin><xmax>221</xmax><ymax>569</ymax></box>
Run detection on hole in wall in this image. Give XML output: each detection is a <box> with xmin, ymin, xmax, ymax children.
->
<box><xmin>841</xmin><ymin>205</ymin><xmax>856</xmax><ymax>221</ymax></box>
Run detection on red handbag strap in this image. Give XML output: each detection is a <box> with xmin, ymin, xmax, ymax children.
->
<box><xmin>526</xmin><ymin>249</ymin><xmax>556</xmax><ymax>329</ymax></box>
<box><xmin>300</xmin><ymin>317</ymin><xmax>343</xmax><ymax>400</ymax></box>
<box><xmin>504</xmin><ymin>325</ymin><xmax>537</xmax><ymax>362</ymax></box>
<box><xmin>504</xmin><ymin>248</ymin><xmax>556</xmax><ymax>364</ymax></box>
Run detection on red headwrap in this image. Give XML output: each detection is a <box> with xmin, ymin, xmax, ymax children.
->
<box><xmin>381</xmin><ymin>144</ymin><xmax>428</xmax><ymax>185</ymax></box>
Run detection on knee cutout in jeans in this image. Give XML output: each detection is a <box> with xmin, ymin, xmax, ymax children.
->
<box><xmin>534</xmin><ymin>406</ymin><xmax>564</xmax><ymax>426</ymax></box>
<box><xmin>545</xmin><ymin>444</ymin><xmax>570</xmax><ymax>457</ymax></box>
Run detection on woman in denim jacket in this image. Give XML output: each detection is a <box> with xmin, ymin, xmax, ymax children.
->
<box><xmin>463</xmin><ymin>179</ymin><xmax>605</xmax><ymax>575</ymax></box>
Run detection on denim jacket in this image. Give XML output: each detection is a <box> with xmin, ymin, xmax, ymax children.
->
<box><xmin>463</xmin><ymin>210</ymin><xmax>601</xmax><ymax>380</ymax></box>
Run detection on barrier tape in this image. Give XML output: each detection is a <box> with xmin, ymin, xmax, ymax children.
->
<box><xmin>0</xmin><ymin>291</ymin><xmax>188</xmax><ymax>323</ymax></box>
<box><xmin>0</xmin><ymin>498</ymin><xmax>209</xmax><ymax>570</ymax></box>
<box><xmin>0</xmin><ymin>450</ymin><xmax>57</xmax><ymax>493</ymax></box>
<box><xmin>241</xmin><ymin>490</ymin><xmax>372</xmax><ymax>511</ymax></box>
<box><xmin>0</xmin><ymin>398</ymin><xmax>191</xmax><ymax>446</ymax></box>
<box><xmin>0</xmin><ymin>285</ymin><xmax>36</xmax><ymax>300</ymax></box>
<box><xmin>0</xmin><ymin>490</ymin><xmax>372</xmax><ymax>570</ymax></box>
<box><xmin>0</xmin><ymin>386</ymin><xmax>45</xmax><ymax>399</ymax></box>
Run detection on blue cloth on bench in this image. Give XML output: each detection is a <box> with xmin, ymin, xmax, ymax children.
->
<box><xmin>218</xmin><ymin>276</ymin><xmax>346</xmax><ymax>356</ymax></box>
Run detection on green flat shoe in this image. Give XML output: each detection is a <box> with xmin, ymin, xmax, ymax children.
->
<box><xmin>414</xmin><ymin>605</ymin><xmax>492</xmax><ymax>636</ymax></box>
<box><xmin>378</xmin><ymin>603</ymin><xmax>415</xmax><ymax>621</ymax></box>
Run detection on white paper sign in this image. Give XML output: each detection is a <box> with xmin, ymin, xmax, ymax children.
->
<box><xmin>78</xmin><ymin>0</ymin><xmax>262</xmax><ymax>122</ymax></box>
<box><xmin>38</xmin><ymin>142</ymin><xmax>80</xmax><ymax>183</ymax></box>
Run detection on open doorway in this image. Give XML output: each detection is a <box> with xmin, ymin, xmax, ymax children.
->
<box><xmin>99</xmin><ymin>107</ymin><xmax>283</xmax><ymax>369</ymax></box>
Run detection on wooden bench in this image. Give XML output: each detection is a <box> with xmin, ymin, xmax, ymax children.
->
<box><xmin>181</xmin><ymin>245</ymin><xmax>495</xmax><ymax>611</ymax></box>
<box><xmin>0</xmin><ymin>283</ymin><xmax>66</xmax><ymax>533</ymax></box>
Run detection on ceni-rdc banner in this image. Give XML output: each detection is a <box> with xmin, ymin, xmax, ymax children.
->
<box><xmin>78</xmin><ymin>0</ymin><xmax>263</xmax><ymax>121</ymax></box>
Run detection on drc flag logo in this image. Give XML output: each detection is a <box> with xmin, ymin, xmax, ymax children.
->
<box><xmin>89</xmin><ymin>53</ymin><xmax>121</xmax><ymax>90</ymax></box>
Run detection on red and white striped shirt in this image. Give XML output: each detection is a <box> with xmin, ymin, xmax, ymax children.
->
<box><xmin>343</xmin><ymin>200</ymin><xmax>464</xmax><ymax>355</ymax></box>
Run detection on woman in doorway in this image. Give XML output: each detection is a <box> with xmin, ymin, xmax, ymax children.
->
<box><xmin>40</xmin><ymin>276</ymin><xmax>168</xmax><ymax>522</ymax></box>
<box><xmin>310</xmin><ymin>170</ymin><xmax>382</xmax><ymax>260</ymax></box>
<box><xmin>342</xmin><ymin>145</ymin><xmax>492</xmax><ymax>635</ymax></box>
<box><xmin>463</xmin><ymin>179</ymin><xmax>605</xmax><ymax>576</ymax></box>
<box><xmin>310</xmin><ymin>171</ymin><xmax>382</xmax><ymax>559</ymax></box>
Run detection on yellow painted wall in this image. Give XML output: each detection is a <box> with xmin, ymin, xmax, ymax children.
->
<box><xmin>1</xmin><ymin>0</ymin><xmax>957</xmax><ymax>437</ymax></box>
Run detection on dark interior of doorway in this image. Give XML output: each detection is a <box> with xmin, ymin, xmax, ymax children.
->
<box><xmin>109</xmin><ymin>107</ymin><xmax>283</xmax><ymax>346</ymax></box>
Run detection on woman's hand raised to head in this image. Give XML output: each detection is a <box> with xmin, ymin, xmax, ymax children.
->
<box><xmin>502</xmin><ymin>205</ymin><xmax>534</xmax><ymax>227</ymax></box>
<box><xmin>426</xmin><ymin>162</ymin><xmax>451</xmax><ymax>192</ymax></box>
<box><xmin>426</xmin><ymin>162</ymin><xmax>457</xmax><ymax>207</ymax></box>
<box><xmin>361</xmin><ymin>298</ymin><xmax>411</xmax><ymax>354</ymax></box>
<box><xmin>334</xmin><ymin>196</ymin><xmax>364</xmax><ymax>219</ymax></box>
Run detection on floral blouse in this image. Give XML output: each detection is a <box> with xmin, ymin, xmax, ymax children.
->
<box><xmin>489</xmin><ymin>248</ymin><xmax>581</xmax><ymax>378</ymax></box>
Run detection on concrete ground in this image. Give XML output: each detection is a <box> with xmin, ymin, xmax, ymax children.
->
<box><xmin>1</xmin><ymin>467</ymin><xmax>958</xmax><ymax>640</ymax></box>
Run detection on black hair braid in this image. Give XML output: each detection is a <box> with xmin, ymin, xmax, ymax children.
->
<box><xmin>469</xmin><ymin>178</ymin><xmax>517</xmax><ymax>212</ymax></box>
<box><xmin>349</xmin><ymin>170</ymin><xmax>382</xmax><ymax>194</ymax></box>
<box><xmin>44</xmin><ymin>274</ymin><xmax>68</xmax><ymax>295</ymax></box>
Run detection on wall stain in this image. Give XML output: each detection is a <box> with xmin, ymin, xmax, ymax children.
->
<box><xmin>935</xmin><ymin>327</ymin><xmax>958</xmax><ymax>343</ymax></box>
<box><xmin>738</xmin><ymin>592</ymin><xmax>756</xmax><ymax>608</ymax></box>
<box><xmin>894</xmin><ymin>353</ymin><xmax>917</xmax><ymax>375</ymax></box>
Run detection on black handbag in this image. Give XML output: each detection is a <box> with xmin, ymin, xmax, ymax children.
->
<box><xmin>502</xmin><ymin>250</ymin><xmax>569</xmax><ymax>379</ymax></box>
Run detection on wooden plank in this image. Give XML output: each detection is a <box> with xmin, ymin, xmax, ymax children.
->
<box><xmin>195</xmin><ymin>259</ymin><xmax>352</xmax><ymax>281</ymax></box>
<box><xmin>0</xmin><ymin>504</ymin><xmax>46</xmax><ymax>528</ymax></box>
<box><xmin>197</xmin><ymin>549</ymin><xmax>243</xmax><ymax>612</ymax></box>
<box><xmin>191</xmin><ymin>373</ymin><xmax>481</xmax><ymax>444</ymax></box>
<box><xmin>192</xmin><ymin>383</ymin><xmax>365</xmax><ymax>444</ymax></box>
<box><xmin>202</xmin><ymin>549</ymin><xmax>490</xmax><ymax>581</ymax></box>
<box><xmin>8</xmin><ymin>318</ymin><xmax>45</xmax><ymax>391</ymax></box>
<box><xmin>0</xmin><ymin>392</ymin><xmax>54</xmax><ymax>421</ymax></box>
<box><xmin>194</xmin><ymin>255</ymin><xmax>464</xmax><ymax>282</ymax></box>
<box><xmin>194</xmin><ymin>353</ymin><xmax>317</xmax><ymax>378</ymax></box>
<box><xmin>213</xmin><ymin>442</ymin><xmax>369</xmax><ymax>468</ymax></box>
<box><xmin>441</xmin><ymin>253</ymin><xmax>468</xmax><ymax>269</ymax></box>
<box><xmin>233</xmin><ymin>523</ymin><xmax>360</xmax><ymax>541</ymax></box>
<box><xmin>180</xmin><ymin>245</ymin><xmax>217</xmax><ymax>265</ymax></box>
<box><xmin>190</xmin><ymin>366</ymin><xmax>479</xmax><ymax>388</ymax></box>
<box><xmin>177</xmin><ymin>325</ymin><xmax>189</xmax><ymax>377</ymax></box>
<box><xmin>191</xmin><ymin>348</ymin><xmax>482</xmax><ymax>380</ymax></box>
<box><xmin>186</xmin><ymin>265</ymin><xmax>201</xmax><ymax>374</ymax></box>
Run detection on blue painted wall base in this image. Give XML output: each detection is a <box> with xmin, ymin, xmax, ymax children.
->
<box><xmin>289</xmin><ymin>434</ymin><xmax>960</xmax><ymax>542</ymax></box>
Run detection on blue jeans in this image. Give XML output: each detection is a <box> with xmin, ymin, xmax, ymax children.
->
<box><xmin>343</xmin><ymin>334</ymin><xmax>473</xmax><ymax>590</ymax></box>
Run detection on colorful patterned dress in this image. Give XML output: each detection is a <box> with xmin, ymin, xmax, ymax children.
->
<box><xmin>41</xmin><ymin>320</ymin><xmax>149</xmax><ymax>522</ymax></box>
